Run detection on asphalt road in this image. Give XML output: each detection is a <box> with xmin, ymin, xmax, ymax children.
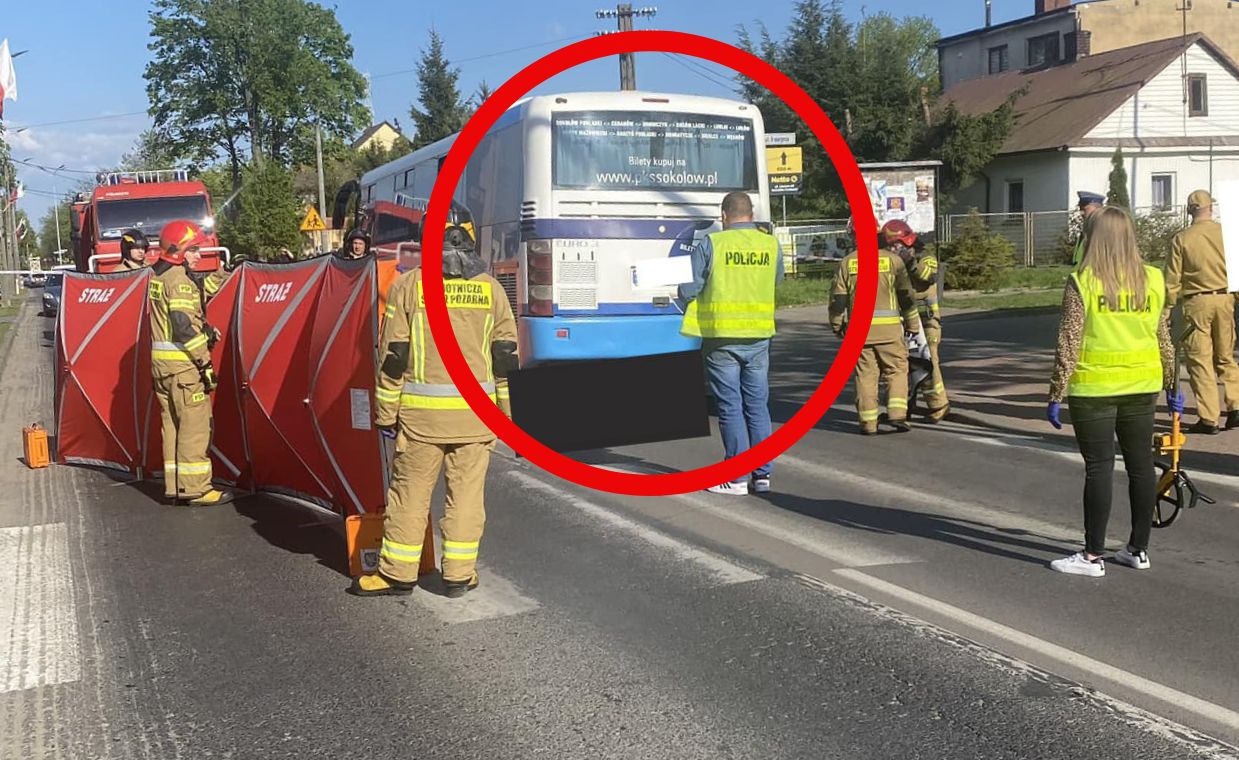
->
<box><xmin>3</xmin><ymin>294</ymin><xmax>1239</xmax><ymax>759</ymax></box>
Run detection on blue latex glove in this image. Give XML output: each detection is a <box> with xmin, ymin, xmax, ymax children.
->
<box><xmin>1046</xmin><ymin>402</ymin><xmax>1063</xmax><ymax>430</ymax></box>
<box><xmin>1167</xmin><ymin>390</ymin><xmax>1185</xmax><ymax>415</ymax></box>
<box><xmin>379</xmin><ymin>425</ymin><xmax>398</xmax><ymax>441</ymax></box>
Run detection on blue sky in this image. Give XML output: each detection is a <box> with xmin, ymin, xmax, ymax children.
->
<box><xmin>2</xmin><ymin>0</ymin><xmax>1033</xmax><ymax>223</ymax></box>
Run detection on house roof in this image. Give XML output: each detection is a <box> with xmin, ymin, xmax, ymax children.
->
<box><xmin>351</xmin><ymin>121</ymin><xmax>399</xmax><ymax>151</ymax></box>
<box><xmin>936</xmin><ymin>3</ymin><xmax>1077</xmax><ymax>47</ymax></box>
<box><xmin>942</xmin><ymin>34</ymin><xmax>1239</xmax><ymax>155</ymax></box>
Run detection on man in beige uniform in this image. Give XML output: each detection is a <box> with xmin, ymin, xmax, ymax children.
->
<box><xmin>351</xmin><ymin>216</ymin><xmax>518</xmax><ymax>598</ymax></box>
<box><xmin>1165</xmin><ymin>190</ymin><xmax>1239</xmax><ymax>434</ymax></box>
<box><xmin>829</xmin><ymin>221</ymin><xmax>923</xmax><ymax>434</ymax></box>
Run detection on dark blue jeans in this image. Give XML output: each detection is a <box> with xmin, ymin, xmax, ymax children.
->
<box><xmin>704</xmin><ymin>339</ymin><xmax>774</xmax><ymax>483</ymax></box>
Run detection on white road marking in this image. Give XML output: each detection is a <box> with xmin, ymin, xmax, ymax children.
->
<box><xmin>775</xmin><ymin>453</ymin><xmax>1086</xmax><ymax>546</ymax></box>
<box><xmin>671</xmin><ymin>489</ymin><xmax>922</xmax><ymax>568</ymax></box>
<box><xmin>832</xmin><ymin>567</ymin><xmax>1239</xmax><ymax>739</ymax></box>
<box><xmin>510</xmin><ymin>471</ymin><xmax>763</xmax><ymax>586</ymax></box>
<box><xmin>411</xmin><ymin>570</ymin><xmax>540</xmax><ymax>625</ymax></box>
<box><xmin>0</xmin><ymin>523</ymin><xmax>81</xmax><ymax>693</ymax></box>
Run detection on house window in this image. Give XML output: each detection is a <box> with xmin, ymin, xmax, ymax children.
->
<box><xmin>1189</xmin><ymin>74</ymin><xmax>1208</xmax><ymax>117</ymax></box>
<box><xmin>1152</xmin><ymin>174</ymin><xmax>1175</xmax><ymax>210</ymax></box>
<box><xmin>988</xmin><ymin>45</ymin><xmax>1009</xmax><ymax>75</ymax></box>
<box><xmin>1007</xmin><ymin>181</ymin><xmax>1025</xmax><ymax>213</ymax></box>
<box><xmin>1027</xmin><ymin>33</ymin><xmax>1060</xmax><ymax>67</ymax></box>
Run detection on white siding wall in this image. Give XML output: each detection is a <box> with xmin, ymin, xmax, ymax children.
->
<box><xmin>1069</xmin><ymin>148</ymin><xmax>1239</xmax><ymax>210</ymax></box>
<box><xmin>949</xmin><ymin>152</ymin><xmax>1071</xmax><ymax>214</ymax></box>
<box><xmin>940</xmin><ymin>14</ymin><xmax>1076</xmax><ymax>90</ymax></box>
<box><xmin>1086</xmin><ymin>43</ymin><xmax>1239</xmax><ymax>140</ymax></box>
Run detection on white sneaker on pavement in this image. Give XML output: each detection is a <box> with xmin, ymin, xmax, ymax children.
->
<box><xmin>1112</xmin><ymin>546</ymin><xmax>1151</xmax><ymax>570</ymax></box>
<box><xmin>1050</xmin><ymin>552</ymin><xmax>1105</xmax><ymax>577</ymax></box>
<box><xmin>707</xmin><ymin>480</ymin><xmax>749</xmax><ymax>496</ymax></box>
<box><xmin>752</xmin><ymin>478</ymin><xmax>771</xmax><ymax>494</ymax></box>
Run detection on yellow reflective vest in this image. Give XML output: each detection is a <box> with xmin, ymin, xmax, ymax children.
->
<box><xmin>681</xmin><ymin>228</ymin><xmax>778</xmax><ymax>339</ymax></box>
<box><xmin>1067</xmin><ymin>266</ymin><xmax>1165</xmax><ymax>398</ymax></box>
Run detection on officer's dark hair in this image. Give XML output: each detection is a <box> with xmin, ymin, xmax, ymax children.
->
<box><xmin>721</xmin><ymin>192</ymin><xmax>753</xmax><ymax>219</ymax></box>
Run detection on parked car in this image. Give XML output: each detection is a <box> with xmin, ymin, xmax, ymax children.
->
<box><xmin>41</xmin><ymin>273</ymin><xmax>64</xmax><ymax>317</ymax></box>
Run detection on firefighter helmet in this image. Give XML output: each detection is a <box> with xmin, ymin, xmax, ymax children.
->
<box><xmin>120</xmin><ymin>229</ymin><xmax>150</xmax><ymax>260</ymax></box>
<box><xmin>344</xmin><ymin>227</ymin><xmax>371</xmax><ymax>257</ymax></box>
<box><xmin>437</xmin><ymin>203</ymin><xmax>483</xmax><ymax>279</ymax></box>
<box><xmin>159</xmin><ymin>220</ymin><xmax>208</xmax><ymax>264</ymax></box>
<box><xmin>879</xmin><ymin>219</ymin><xmax>917</xmax><ymax>249</ymax></box>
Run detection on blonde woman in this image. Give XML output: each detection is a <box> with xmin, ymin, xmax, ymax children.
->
<box><xmin>1045</xmin><ymin>206</ymin><xmax>1179</xmax><ymax>577</ymax></box>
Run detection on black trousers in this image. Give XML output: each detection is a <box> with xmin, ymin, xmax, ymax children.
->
<box><xmin>1067</xmin><ymin>393</ymin><xmax>1158</xmax><ymax>555</ymax></box>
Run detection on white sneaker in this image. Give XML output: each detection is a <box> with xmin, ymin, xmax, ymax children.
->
<box><xmin>1050</xmin><ymin>552</ymin><xmax>1105</xmax><ymax>577</ymax></box>
<box><xmin>1113</xmin><ymin>547</ymin><xmax>1151</xmax><ymax>570</ymax></box>
<box><xmin>752</xmin><ymin>478</ymin><xmax>771</xmax><ymax>494</ymax></box>
<box><xmin>706</xmin><ymin>480</ymin><xmax>749</xmax><ymax>496</ymax></box>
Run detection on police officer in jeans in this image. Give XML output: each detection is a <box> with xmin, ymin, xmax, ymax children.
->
<box><xmin>679</xmin><ymin>191</ymin><xmax>783</xmax><ymax>496</ymax></box>
<box><xmin>1165</xmin><ymin>190</ymin><xmax>1239</xmax><ymax>434</ymax></box>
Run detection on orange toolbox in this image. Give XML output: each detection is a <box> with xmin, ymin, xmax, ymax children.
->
<box><xmin>23</xmin><ymin>424</ymin><xmax>50</xmax><ymax>469</ymax></box>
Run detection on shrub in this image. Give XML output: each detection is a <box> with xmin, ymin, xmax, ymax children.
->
<box><xmin>939</xmin><ymin>210</ymin><xmax>1017</xmax><ymax>291</ymax></box>
<box><xmin>1134</xmin><ymin>211</ymin><xmax>1186</xmax><ymax>262</ymax></box>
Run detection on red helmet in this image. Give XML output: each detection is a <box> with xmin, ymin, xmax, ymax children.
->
<box><xmin>880</xmin><ymin>220</ymin><xmax>917</xmax><ymax>248</ymax></box>
<box><xmin>159</xmin><ymin>220</ymin><xmax>208</xmax><ymax>264</ymax></box>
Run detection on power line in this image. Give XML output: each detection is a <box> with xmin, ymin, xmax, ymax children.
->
<box><xmin>10</xmin><ymin>158</ymin><xmax>98</xmax><ymax>176</ymax></box>
<box><xmin>369</xmin><ymin>33</ymin><xmax>593</xmax><ymax>82</ymax></box>
<box><xmin>659</xmin><ymin>53</ymin><xmax>735</xmax><ymax>91</ymax></box>
<box><xmin>6</xmin><ymin>110</ymin><xmax>148</xmax><ymax>131</ymax></box>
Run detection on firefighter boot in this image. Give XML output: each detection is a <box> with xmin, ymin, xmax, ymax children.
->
<box><xmin>349</xmin><ymin>573</ymin><xmax>416</xmax><ymax>597</ymax></box>
<box><xmin>187</xmin><ymin>489</ymin><xmax>234</xmax><ymax>507</ymax></box>
<box><xmin>443</xmin><ymin>573</ymin><xmax>479</xmax><ymax>599</ymax></box>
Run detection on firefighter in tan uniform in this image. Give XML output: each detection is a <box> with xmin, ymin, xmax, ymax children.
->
<box><xmin>893</xmin><ymin>222</ymin><xmax>949</xmax><ymax>422</ymax></box>
<box><xmin>119</xmin><ymin>229</ymin><xmax>151</xmax><ymax>271</ymax></box>
<box><xmin>351</xmin><ymin>212</ymin><xmax>518</xmax><ymax>598</ymax></box>
<box><xmin>829</xmin><ymin>221</ymin><xmax>923</xmax><ymax>435</ymax></box>
<box><xmin>149</xmin><ymin>220</ymin><xmax>232</xmax><ymax>506</ymax></box>
<box><xmin>1165</xmin><ymin>190</ymin><xmax>1239</xmax><ymax>434</ymax></box>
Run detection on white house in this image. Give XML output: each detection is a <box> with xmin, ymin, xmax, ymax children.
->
<box><xmin>945</xmin><ymin>33</ymin><xmax>1239</xmax><ymax>216</ymax></box>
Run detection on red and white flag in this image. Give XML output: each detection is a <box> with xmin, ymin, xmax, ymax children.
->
<box><xmin>15</xmin><ymin>218</ymin><xmax>27</xmax><ymax>241</ymax></box>
<box><xmin>0</xmin><ymin>39</ymin><xmax>18</xmax><ymax>118</ymax></box>
<box><xmin>7</xmin><ymin>181</ymin><xmax>23</xmax><ymax>203</ymax></box>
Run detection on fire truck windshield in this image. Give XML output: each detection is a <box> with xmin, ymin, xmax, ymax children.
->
<box><xmin>96</xmin><ymin>196</ymin><xmax>212</xmax><ymax>240</ymax></box>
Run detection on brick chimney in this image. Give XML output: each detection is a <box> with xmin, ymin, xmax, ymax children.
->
<box><xmin>1065</xmin><ymin>29</ymin><xmax>1092</xmax><ymax>60</ymax></box>
<box><xmin>1035</xmin><ymin>0</ymin><xmax>1072</xmax><ymax>13</ymax></box>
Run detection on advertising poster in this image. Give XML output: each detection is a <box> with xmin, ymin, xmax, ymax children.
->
<box><xmin>861</xmin><ymin>165</ymin><xmax>938</xmax><ymax>237</ymax></box>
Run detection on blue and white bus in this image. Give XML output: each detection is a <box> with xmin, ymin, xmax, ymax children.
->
<box><xmin>361</xmin><ymin>91</ymin><xmax>771</xmax><ymax>367</ymax></box>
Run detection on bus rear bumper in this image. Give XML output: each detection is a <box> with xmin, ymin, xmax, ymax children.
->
<box><xmin>522</xmin><ymin>314</ymin><xmax>701</xmax><ymax>364</ymax></box>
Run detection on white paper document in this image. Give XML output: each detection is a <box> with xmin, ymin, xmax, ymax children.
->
<box><xmin>633</xmin><ymin>256</ymin><xmax>694</xmax><ymax>289</ymax></box>
<box><xmin>1213</xmin><ymin>180</ymin><xmax>1239</xmax><ymax>292</ymax></box>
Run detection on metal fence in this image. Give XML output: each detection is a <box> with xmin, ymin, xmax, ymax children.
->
<box><xmin>940</xmin><ymin>206</ymin><xmax>1189</xmax><ymax>267</ymax></box>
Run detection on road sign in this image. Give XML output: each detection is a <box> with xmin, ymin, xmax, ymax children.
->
<box><xmin>765</xmin><ymin>132</ymin><xmax>796</xmax><ymax>146</ymax></box>
<box><xmin>767</xmin><ymin>147</ymin><xmax>802</xmax><ymax>175</ymax></box>
<box><xmin>767</xmin><ymin>146</ymin><xmax>803</xmax><ymax>196</ymax></box>
<box><xmin>300</xmin><ymin>206</ymin><xmax>328</xmax><ymax>233</ymax></box>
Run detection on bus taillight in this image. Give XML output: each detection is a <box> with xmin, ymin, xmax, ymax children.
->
<box><xmin>527</xmin><ymin>239</ymin><xmax>553</xmax><ymax>316</ymax></box>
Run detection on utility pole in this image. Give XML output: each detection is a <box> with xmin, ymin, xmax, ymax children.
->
<box><xmin>315</xmin><ymin>122</ymin><xmax>328</xmax><ymax>253</ymax></box>
<box><xmin>53</xmin><ymin>185</ymin><xmax>62</xmax><ymax>257</ymax></box>
<box><xmin>595</xmin><ymin>4</ymin><xmax>657</xmax><ymax>91</ymax></box>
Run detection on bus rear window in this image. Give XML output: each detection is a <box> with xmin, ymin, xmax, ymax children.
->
<box><xmin>552</xmin><ymin>111</ymin><xmax>757</xmax><ymax>192</ymax></box>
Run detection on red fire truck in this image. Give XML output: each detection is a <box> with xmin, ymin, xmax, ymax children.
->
<box><xmin>70</xmin><ymin>170</ymin><xmax>222</xmax><ymax>273</ymax></box>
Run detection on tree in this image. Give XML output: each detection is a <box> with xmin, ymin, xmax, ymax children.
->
<box><xmin>145</xmin><ymin>0</ymin><xmax>371</xmax><ymax>188</ymax></box>
<box><xmin>1107</xmin><ymin>147</ymin><xmax>1130</xmax><ymax>209</ymax></box>
<box><xmin>938</xmin><ymin>210</ymin><xmax>1016</xmax><ymax>291</ymax></box>
<box><xmin>220</xmin><ymin>161</ymin><xmax>301</xmax><ymax>259</ymax></box>
<box><xmin>735</xmin><ymin>2</ymin><xmax>990</xmax><ymax>217</ymax></box>
<box><xmin>408</xmin><ymin>30</ymin><xmax>467</xmax><ymax>150</ymax></box>
<box><xmin>118</xmin><ymin>129</ymin><xmax>186</xmax><ymax>172</ymax></box>
<box><xmin>38</xmin><ymin>198</ymin><xmax>74</xmax><ymax>259</ymax></box>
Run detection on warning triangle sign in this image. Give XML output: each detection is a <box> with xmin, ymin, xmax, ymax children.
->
<box><xmin>300</xmin><ymin>206</ymin><xmax>328</xmax><ymax>232</ymax></box>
